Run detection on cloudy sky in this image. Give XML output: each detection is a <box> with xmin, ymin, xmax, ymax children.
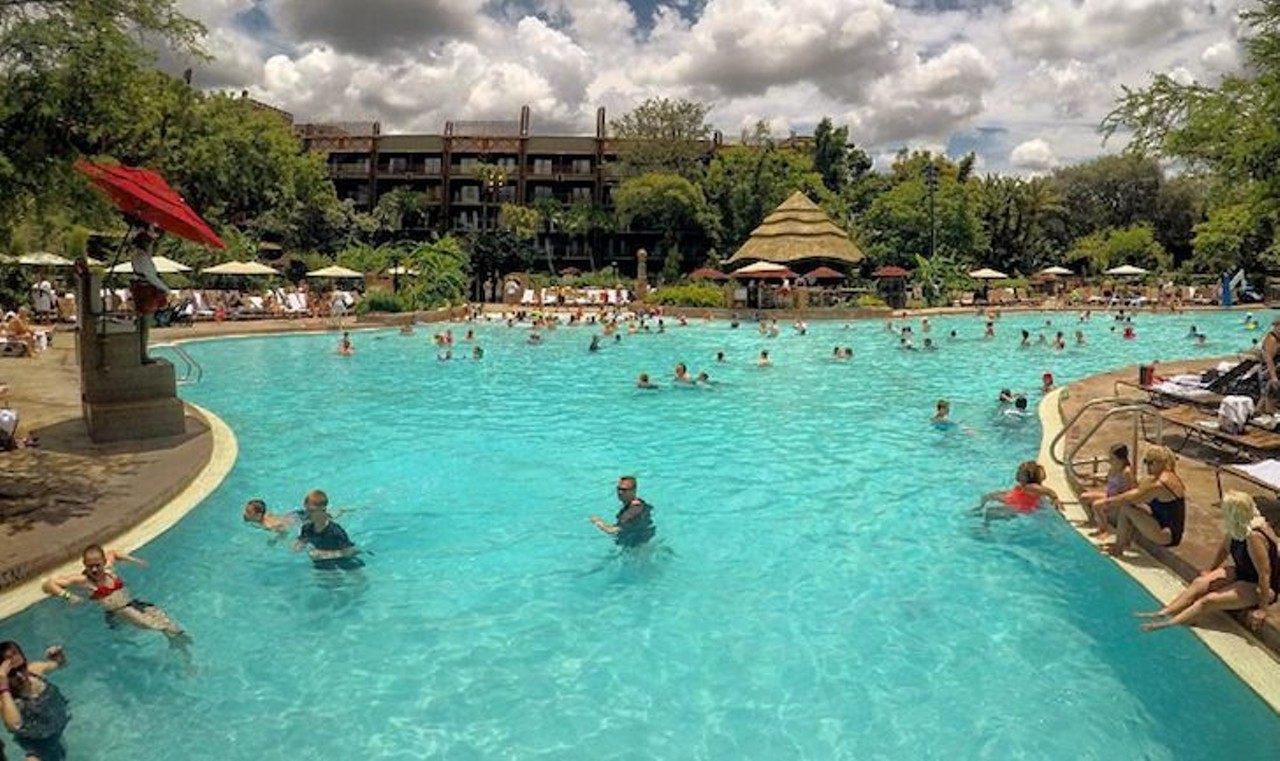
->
<box><xmin>175</xmin><ymin>0</ymin><xmax>1250</xmax><ymax>173</ymax></box>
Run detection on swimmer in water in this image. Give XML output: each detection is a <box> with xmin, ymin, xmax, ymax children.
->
<box><xmin>1020</xmin><ymin>330</ymin><xmax>1031</xmax><ymax>348</ymax></box>
<box><xmin>757</xmin><ymin>350</ymin><xmax>772</xmax><ymax>367</ymax></box>
<box><xmin>715</xmin><ymin>351</ymin><xmax>726</xmax><ymax>363</ymax></box>
<box><xmin>931</xmin><ymin>399</ymin><xmax>955</xmax><ymax>428</ymax></box>
<box><xmin>589</xmin><ymin>334</ymin><xmax>601</xmax><ymax>352</ymax></box>
<box><xmin>981</xmin><ymin>461</ymin><xmax>1064</xmax><ymax>516</ymax></box>
<box><xmin>673</xmin><ymin>363</ymin><xmax>693</xmax><ymax>384</ymax></box>
<box><xmin>1075</xmin><ymin>330</ymin><xmax>1086</xmax><ymax>346</ymax></box>
<box><xmin>242</xmin><ymin>498</ymin><xmax>299</xmax><ymax>534</ymax></box>
<box><xmin>472</xmin><ymin>345</ymin><xmax>484</xmax><ymax>360</ymax></box>
<box><xmin>43</xmin><ymin>545</ymin><xmax>190</xmax><ymax>644</ymax></box>
<box><xmin>293</xmin><ymin>490</ymin><xmax>362</xmax><ymax>568</ymax></box>
<box><xmin>923</xmin><ymin>337</ymin><xmax>937</xmax><ymax>351</ymax></box>
<box><xmin>1042</xmin><ymin>372</ymin><xmax>1055</xmax><ymax>393</ymax></box>
<box><xmin>399</xmin><ymin>323</ymin><xmax>414</xmax><ymax>335</ymax></box>
<box><xmin>636</xmin><ymin>373</ymin><xmax>658</xmax><ymax>389</ymax></box>
<box><xmin>337</xmin><ymin>332</ymin><xmax>354</xmax><ymax>356</ymax></box>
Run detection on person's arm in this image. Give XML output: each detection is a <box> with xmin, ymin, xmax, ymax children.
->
<box><xmin>26</xmin><ymin>646</ymin><xmax>66</xmax><ymax>677</ymax></box>
<box><xmin>1201</xmin><ymin>536</ymin><xmax>1231</xmax><ymax>575</ymax></box>
<box><xmin>1265</xmin><ymin>336</ymin><xmax>1280</xmax><ymax>386</ymax></box>
<box><xmin>589</xmin><ymin>515</ymin><xmax>619</xmax><ymax>535</ymax></box>
<box><xmin>1246</xmin><ymin>532</ymin><xmax>1276</xmax><ymax>630</ymax></box>
<box><xmin>111</xmin><ymin>550</ymin><xmax>148</xmax><ymax>568</ymax></box>
<box><xmin>42</xmin><ymin>573</ymin><xmax>87</xmax><ymax>605</ymax></box>
<box><xmin>1096</xmin><ymin>478</ymin><xmax>1161</xmax><ymax>509</ymax></box>
<box><xmin>1026</xmin><ymin>484</ymin><xmax>1064</xmax><ymax>512</ymax></box>
<box><xmin>0</xmin><ymin>657</ymin><xmax>22</xmax><ymax>731</ymax></box>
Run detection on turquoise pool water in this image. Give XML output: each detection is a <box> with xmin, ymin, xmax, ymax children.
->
<box><xmin>4</xmin><ymin>309</ymin><xmax>1279</xmax><ymax>760</ymax></box>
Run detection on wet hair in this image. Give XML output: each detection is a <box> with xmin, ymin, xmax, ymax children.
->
<box><xmin>304</xmin><ymin>489</ymin><xmax>329</xmax><ymax>508</ymax></box>
<box><xmin>1015</xmin><ymin>461</ymin><xmax>1045</xmax><ymax>485</ymax></box>
<box><xmin>244</xmin><ymin>499</ymin><xmax>267</xmax><ymax>521</ymax></box>
<box><xmin>1015</xmin><ymin>396</ymin><xmax>1028</xmax><ymax>411</ymax></box>
<box><xmin>936</xmin><ymin>399</ymin><xmax>949</xmax><ymax>411</ymax></box>
<box><xmin>618</xmin><ymin>475</ymin><xmax>637</xmax><ymax>490</ymax></box>
<box><xmin>82</xmin><ymin>543</ymin><xmax>106</xmax><ymax>563</ymax></box>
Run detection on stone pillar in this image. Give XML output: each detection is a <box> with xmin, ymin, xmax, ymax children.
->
<box><xmin>77</xmin><ymin>267</ymin><xmax>185</xmax><ymax>443</ymax></box>
<box><xmin>635</xmin><ymin>248</ymin><xmax>648</xmax><ymax>303</ymax></box>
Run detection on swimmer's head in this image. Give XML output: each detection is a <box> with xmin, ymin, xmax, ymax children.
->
<box><xmin>935</xmin><ymin>399</ymin><xmax>950</xmax><ymax>414</ymax></box>
<box><xmin>1042</xmin><ymin>372</ymin><xmax>1054</xmax><ymax>386</ymax></box>
<box><xmin>616</xmin><ymin>475</ymin><xmax>637</xmax><ymax>499</ymax></box>
<box><xmin>1015</xmin><ymin>461</ymin><xmax>1045</xmax><ymax>485</ymax></box>
<box><xmin>697</xmin><ymin>371</ymin><xmax>709</xmax><ymax>382</ymax></box>
<box><xmin>243</xmin><ymin>499</ymin><xmax>267</xmax><ymax>523</ymax></box>
<box><xmin>638</xmin><ymin>373</ymin><xmax>650</xmax><ymax>384</ymax></box>
<box><xmin>304</xmin><ymin>489</ymin><xmax>329</xmax><ymax>511</ymax></box>
<box><xmin>81</xmin><ymin>543</ymin><xmax>107</xmax><ymax>573</ymax></box>
<box><xmin>1015</xmin><ymin>396</ymin><xmax>1028</xmax><ymax>411</ymax></box>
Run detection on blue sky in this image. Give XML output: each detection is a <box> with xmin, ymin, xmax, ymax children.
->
<box><xmin>178</xmin><ymin>0</ymin><xmax>1248</xmax><ymax>173</ymax></box>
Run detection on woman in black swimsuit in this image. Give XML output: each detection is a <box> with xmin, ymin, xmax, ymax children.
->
<box><xmin>1096</xmin><ymin>446</ymin><xmax>1187</xmax><ymax>555</ymax></box>
<box><xmin>1138</xmin><ymin>491</ymin><xmax>1279</xmax><ymax>632</ymax></box>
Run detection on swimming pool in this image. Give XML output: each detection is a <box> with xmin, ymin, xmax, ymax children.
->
<box><xmin>3</xmin><ymin>309</ymin><xmax>1279</xmax><ymax>759</ymax></box>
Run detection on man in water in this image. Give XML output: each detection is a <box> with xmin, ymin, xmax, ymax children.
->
<box><xmin>293</xmin><ymin>490</ymin><xmax>361</xmax><ymax>568</ymax></box>
<box><xmin>589</xmin><ymin>476</ymin><xmax>655</xmax><ymax>548</ymax></box>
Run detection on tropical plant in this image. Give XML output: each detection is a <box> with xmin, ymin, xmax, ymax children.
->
<box><xmin>646</xmin><ymin>283</ymin><xmax>726</xmax><ymax>307</ymax></box>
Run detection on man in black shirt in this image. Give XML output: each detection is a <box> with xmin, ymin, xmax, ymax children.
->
<box><xmin>590</xmin><ymin>476</ymin><xmax>654</xmax><ymax>547</ymax></box>
<box><xmin>292</xmin><ymin>489</ymin><xmax>361</xmax><ymax>568</ymax></box>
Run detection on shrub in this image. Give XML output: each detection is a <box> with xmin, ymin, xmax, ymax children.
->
<box><xmin>647</xmin><ymin>283</ymin><xmax>726</xmax><ymax>307</ymax></box>
<box><xmin>855</xmin><ymin>293</ymin><xmax>887</xmax><ymax>308</ymax></box>
<box><xmin>357</xmin><ymin>288</ymin><xmax>405</xmax><ymax>314</ymax></box>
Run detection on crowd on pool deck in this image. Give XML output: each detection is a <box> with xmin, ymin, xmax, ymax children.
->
<box><xmin>5</xmin><ymin>303</ymin><xmax>1280</xmax><ymax>758</ymax></box>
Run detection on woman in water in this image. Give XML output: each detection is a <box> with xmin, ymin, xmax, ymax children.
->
<box><xmin>42</xmin><ymin>545</ymin><xmax>188</xmax><ymax>644</ymax></box>
<box><xmin>1096</xmin><ymin>445</ymin><xmax>1186</xmax><ymax>555</ymax></box>
<box><xmin>983</xmin><ymin>460</ymin><xmax>1064</xmax><ymax>514</ymax></box>
<box><xmin>1137</xmin><ymin>490</ymin><xmax>1277</xmax><ymax>632</ymax></box>
<box><xmin>1</xmin><ymin>641</ymin><xmax>70</xmax><ymax>761</ymax></box>
<box><xmin>1078</xmin><ymin>444</ymin><xmax>1136</xmax><ymax>538</ymax></box>
<box><xmin>337</xmin><ymin>332</ymin><xmax>354</xmax><ymax>356</ymax></box>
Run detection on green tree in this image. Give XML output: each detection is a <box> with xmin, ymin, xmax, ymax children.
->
<box><xmin>614</xmin><ymin>172</ymin><xmax>710</xmax><ymax>271</ymax></box>
<box><xmin>1049</xmin><ymin>155</ymin><xmax>1164</xmax><ymax>247</ymax></box>
<box><xmin>1067</xmin><ymin>224</ymin><xmax>1171</xmax><ymax>275</ymax></box>
<box><xmin>609</xmin><ymin>97</ymin><xmax>713</xmax><ymax>180</ymax></box>
<box><xmin>1190</xmin><ymin>200</ymin><xmax>1273</xmax><ymax>273</ymax></box>
<box><xmin>372</xmin><ymin>188</ymin><xmax>429</xmax><ymax>240</ymax></box>
<box><xmin>702</xmin><ymin>144</ymin><xmax>829</xmax><ymax>251</ymax></box>
<box><xmin>859</xmin><ymin>152</ymin><xmax>988</xmax><ymax>267</ymax></box>
<box><xmin>402</xmin><ymin>236</ymin><xmax>470</xmax><ymax>308</ymax></box>
<box><xmin>976</xmin><ymin>175</ymin><xmax>1064</xmax><ymax>274</ymax></box>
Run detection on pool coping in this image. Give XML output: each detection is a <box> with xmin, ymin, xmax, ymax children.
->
<box><xmin>1038</xmin><ymin>389</ymin><xmax>1280</xmax><ymax>714</ymax></box>
<box><xmin>0</xmin><ymin>403</ymin><xmax>238</xmax><ymax>621</ymax></box>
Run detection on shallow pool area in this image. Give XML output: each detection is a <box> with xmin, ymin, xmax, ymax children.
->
<box><xmin>4</xmin><ymin>309</ymin><xmax>1279</xmax><ymax>760</ymax></box>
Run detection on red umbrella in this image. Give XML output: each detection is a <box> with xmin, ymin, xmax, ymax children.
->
<box><xmin>690</xmin><ymin>266</ymin><xmax>729</xmax><ymax>281</ymax></box>
<box><xmin>872</xmin><ymin>265</ymin><xmax>911</xmax><ymax>278</ymax></box>
<box><xmin>803</xmin><ymin>266</ymin><xmax>846</xmax><ymax>282</ymax></box>
<box><xmin>75</xmin><ymin>161</ymin><xmax>225</xmax><ymax>250</ymax></box>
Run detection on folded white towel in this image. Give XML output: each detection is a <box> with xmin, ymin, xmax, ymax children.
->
<box><xmin>1232</xmin><ymin>459</ymin><xmax>1280</xmax><ymax>487</ymax></box>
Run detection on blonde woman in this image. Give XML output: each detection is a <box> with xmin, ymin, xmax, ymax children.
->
<box><xmin>1138</xmin><ymin>491</ymin><xmax>1278</xmax><ymax>632</ymax></box>
<box><xmin>1097</xmin><ymin>446</ymin><xmax>1186</xmax><ymax>555</ymax></box>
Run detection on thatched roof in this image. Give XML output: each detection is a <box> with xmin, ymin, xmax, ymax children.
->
<box><xmin>726</xmin><ymin>191</ymin><xmax>864</xmax><ymax>265</ymax></box>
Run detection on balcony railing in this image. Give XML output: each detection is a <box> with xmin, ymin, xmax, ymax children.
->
<box><xmin>331</xmin><ymin>164</ymin><xmax>371</xmax><ymax>177</ymax></box>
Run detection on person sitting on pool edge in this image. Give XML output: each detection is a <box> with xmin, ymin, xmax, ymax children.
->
<box><xmin>1096</xmin><ymin>445</ymin><xmax>1186</xmax><ymax>555</ymax></box>
<box><xmin>589</xmin><ymin>476</ymin><xmax>655</xmax><ymax>548</ymax></box>
<box><xmin>242</xmin><ymin>498</ymin><xmax>299</xmax><ymax>534</ymax></box>
<box><xmin>292</xmin><ymin>490</ymin><xmax>362</xmax><ymax>568</ymax></box>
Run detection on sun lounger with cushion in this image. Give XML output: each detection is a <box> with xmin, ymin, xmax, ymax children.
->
<box><xmin>1149</xmin><ymin>404</ymin><xmax>1280</xmax><ymax>460</ymax></box>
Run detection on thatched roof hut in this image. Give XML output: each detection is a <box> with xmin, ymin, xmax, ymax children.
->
<box><xmin>725</xmin><ymin>191</ymin><xmax>864</xmax><ymax>266</ymax></box>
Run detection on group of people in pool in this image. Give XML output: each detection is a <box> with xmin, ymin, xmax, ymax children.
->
<box><xmin>985</xmin><ymin>443</ymin><xmax>1278</xmax><ymax>634</ymax></box>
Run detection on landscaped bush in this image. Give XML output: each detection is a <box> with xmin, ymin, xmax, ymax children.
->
<box><xmin>854</xmin><ymin>293</ymin><xmax>887</xmax><ymax>308</ymax></box>
<box><xmin>647</xmin><ymin>283</ymin><xmax>726</xmax><ymax>307</ymax></box>
<box><xmin>356</xmin><ymin>288</ymin><xmax>405</xmax><ymax>314</ymax></box>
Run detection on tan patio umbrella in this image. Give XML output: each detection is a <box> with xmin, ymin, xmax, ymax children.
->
<box><xmin>731</xmin><ymin>261</ymin><xmax>798</xmax><ymax>279</ymax></box>
<box><xmin>1040</xmin><ymin>266</ymin><xmax>1073</xmax><ymax>276</ymax></box>
<box><xmin>108</xmin><ymin>255</ymin><xmax>192</xmax><ymax>274</ymax></box>
<box><xmin>18</xmin><ymin>252</ymin><xmax>74</xmax><ymax>267</ymax></box>
<box><xmin>202</xmin><ymin>260</ymin><xmax>279</xmax><ymax>276</ymax></box>
<box><xmin>307</xmin><ymin>265</ymin><xmax>364</xmax><ymax>278</ymax></box>
<box><xmin>968</xmin><ymin>267</ymin><xmax>1009</xmax><ymax>280</ymax></box>
<box><xmin>1105</xmin><ymin>264</ymin><xmax>1149</xmax><ymax>276</ymax></box>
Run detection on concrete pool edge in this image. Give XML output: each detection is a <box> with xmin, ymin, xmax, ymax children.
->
<box><xmin>1037</xmin><ymin>388</ymin><xmax>1280</xmax><ymax>715</ymax></box>
<box><xmin>0</xmin><ymin>403</ymin><xmax>238</xmax><ymax>621</ymax></box>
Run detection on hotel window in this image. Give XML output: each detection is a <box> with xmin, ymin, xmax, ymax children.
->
<box><xmin>533</xmin><ymin>159</ymin><xmax>553</xmax><ymax>175</ymax></box>
<box><xmin>387</xmin><ymin>157</ymin><xmax>407</xmax><ymax>173</ymax></box>
<box><xmin>459</xmin><ymin>186</ymin><xmax>480</xmax><ymax>203</ymax></box>
<box><xmin>424</xmin><ymin>158</ymin><xmax>442</xmax><ymax>173</ymax></box>
<box><xmin>571</xmin><ymin>159</ymin><xmax>591</xmax><ymax>174</ymax></box>
<box><xmin>532</xmin><ymin>186</ymin><xmax>553</xmax><ymax>199</ymax></box>
<box><xmin>458</xmin><ymin>158</ymin><xmax>478</xmax><ymax>173</ymax></box>
<box><xmin>497</xmin><ymin>158</ymin><xmax>517</xmax><ymax>171</ymax></box>
<box><xmin>571</xmin><ymin>187</ymin><xmax>592</xmax><ymax>203</ymax></box>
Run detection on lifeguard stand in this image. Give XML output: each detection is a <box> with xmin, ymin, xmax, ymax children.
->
<box><xmin>76</xmin><ymin>267</ymin><xmax>185</xmax><ymax>443</ymax></box>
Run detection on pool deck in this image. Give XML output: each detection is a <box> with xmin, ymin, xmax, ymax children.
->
<box><xmin>1045</xmin><ymin>361</ymin><xmax>1280</xmax><ymax>712</ymax></box>
<box><xmin>2</xmin><ymin>314</ymin><xmax>1279</xmax><ymax>710</ymax></box>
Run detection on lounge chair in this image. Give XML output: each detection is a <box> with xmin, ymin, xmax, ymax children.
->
<box><xmin>1147</xmin><ymin>404</ymin><xmax>1280</xmax><ymax>460</ymax></box>
<box><xmin>190</xmin><ymin>290</ymin><xmax>216</xmax><ymax>321</ymax></box>
<box><xmin>1120</xmin><ymin>358</ymin><xmax>1260</xmax><ymax>410</ymax></box>
<box><xmin>0</xmin><ymin>406</ymin><xmax>16</xmax><ymax>450</ymax></box>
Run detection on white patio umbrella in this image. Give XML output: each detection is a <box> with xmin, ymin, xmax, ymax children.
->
<box><xmin>730</xmin><ymin>261</ymin><xmax>799</xmax><ymax>278</ymax></box>
<box><xmin>108</xmin><ymin>256</ymin><xmax>192</xmax><ymax>274</ymax></box>
<box><xmin>202</xmin><ymin>260</ymin><xmax>279</xmax><ymax>276</ymax></box>
<box><xmin>968</xmin><ymin>267</ymin><xmax>1009</xmax><ymax>280</ymax></box>
<box><xmin>1039</xmin><ymin>266</ymin><xmax>1074</xmax><ymax>276</ymax></box>
<box><xmin>386</xmin><ymin>265</ymin><xmax>419</xmax><ymax>276</ymax></box>
<box><xmin>1105</xmin><ymin>264</ymin><xmax>1149</xmax><ymax>276</ymax></box>
<box><xmin>307</xmin><ymin>265</ymin><xmax>364</xmax><ymax>279</ymax></box>
<box><xmin>18</xmin><ymin>252</ymin><xmax>74</xmax><ymax>267</ymax></box>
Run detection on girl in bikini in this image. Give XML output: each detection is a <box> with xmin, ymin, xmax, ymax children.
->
<box><xmin>43</xmin><ymin>545</ymin><xmax>189</xmax><ymax>647</ymax></box>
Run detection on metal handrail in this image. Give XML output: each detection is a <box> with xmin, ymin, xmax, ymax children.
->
<box><xmin>1050</xmin><ymin>394</ymin><xmax>1164</xmax><ymax>490</ymax></box>
<box><xmin>151</xmin><ymin>342</ymin><xmax>202</xmax><ymax>385</ymax></box>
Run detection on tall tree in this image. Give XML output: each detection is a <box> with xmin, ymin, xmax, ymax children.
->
<box><xmin>703</xmin><ymin>144</ymin><xmax>829</xmax><ymax>252</ymax></box>
<box><xmin>860</xmin><ymin>151</ymin><xmax>988</xmax><ymax>267</ymax></box>
<box><xmin>609</xmin><ymin>97</ymin><xmax>713</xmax><ymax>180</ymax></box>
<box><xmin>614</xmin><ymin>172</ymin><xmax>710</xmax><ymax>269</ymax></box>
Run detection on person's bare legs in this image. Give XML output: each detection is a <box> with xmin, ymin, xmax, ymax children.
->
<box><xmin>1103</xmin><ymin>505</ymin><xmax>1167</xmax><ymax>555</ymax></box>
<box><xmin>1136</xmin><ymin>567</ymin><xmax>1230</xmax><ymax>618</ymax></box>
<box><xmin>1141</xmin><ymin>582</ymin><xmax>1258</xmax><ymax>631</ymax></box>
<box><xmin>1078</xmin><ymin>489</ymin><xmax>1105</xmax><ymax>529</ymax></box>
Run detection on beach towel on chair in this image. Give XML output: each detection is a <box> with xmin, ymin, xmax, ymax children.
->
<box><xmin>1218</xmin><ymin>395</ymin><xmax>1255</xmax><ymax>435</ymax></box>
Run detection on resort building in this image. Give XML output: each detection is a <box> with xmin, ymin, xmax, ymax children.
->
<box><xmin>292</xmin><ymin>105</ymin><xmax>723</xmax><ymax>272</ymax></box>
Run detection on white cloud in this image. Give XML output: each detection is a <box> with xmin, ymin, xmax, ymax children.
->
<box><xmin>177</xmin><ymin>0</ymin><xmax>1257</xmax><ymax>173</ymax></box>
<box><xmin>1010</xmin><ymin>138</ymin><xmax>1058</xmax><ymax>171</ymax></box>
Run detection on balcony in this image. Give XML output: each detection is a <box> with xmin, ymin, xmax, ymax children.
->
<box><xmin>331</xmin><ymin>163</ymin><xmax>371</xmax><ymax>178</ymax></box>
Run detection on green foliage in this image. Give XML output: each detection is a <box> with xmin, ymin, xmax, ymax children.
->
<box><xmin>854</xmin><ymin>293</ymin><xmax>887</xmax><ymax>308</ymax></box>
<box><xmin>614</xmin><ymin>172</ymin><xmax>710</xmax><ymax>259</ymax></box>
<box><xmin>498</xmin><ymin>203</ymin><xmax>540</xmax><ymax>241</ymax></box>
<box><xmin>860</xmin><ymin>152</ymin><xmax>987</xmax><ymax>267</ymax></box>
<box><xmin>646</xmin><ymin>283</ymin><xmax>726</xmax><ymax>307</ymax></box>
<box><xmin>913</xmin><ymin>252</ymin><xmax>971</xmax><ymax>306</ymax></box>
<box><xmin>703</xmin><ymin>145</ymin><xmax>829</xmax><ymax>251</ymax></box>
<box><xmin>812</xmin><ymin>118</ymin><xmax>873</xmax><ymax>195</ymax></box>
<box><xmin>373</xmin><ymin>188</ymin><xmax>429</xmax><ymax>239</ymax></box>
<box><xmin>1190</xmin><ymin>201</ymin><xmax>1269</xmax><ymax>273</ymax></box>
<box><xmin>356</xmin><ymin>288</ymin><xmax>406</xmax><ymax>314</ymax></box>
<box><xmin>1067</xmin><ymin>224</ymin><xmax>1171</xmax><ymax>275</ymax></box>
<box><xmin>975</xmin><ymin>175</ymin><xmax>1064</xmax><ymax>274</ymax></box>
<box><xmin>609</xmin><ymin>97</ymin><xmax>712</xmax><ymax>179</ymax></box>
<box><xmin>400</xmin><ymin>236</ymin><xmax>470</xmax><ymax>308</ymax></box>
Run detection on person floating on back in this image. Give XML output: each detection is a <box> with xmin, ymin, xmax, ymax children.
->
<box><xmin>589</xmin><ymin>476</ymin><xmax>655</xmax><ymax>548</ymax></box>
